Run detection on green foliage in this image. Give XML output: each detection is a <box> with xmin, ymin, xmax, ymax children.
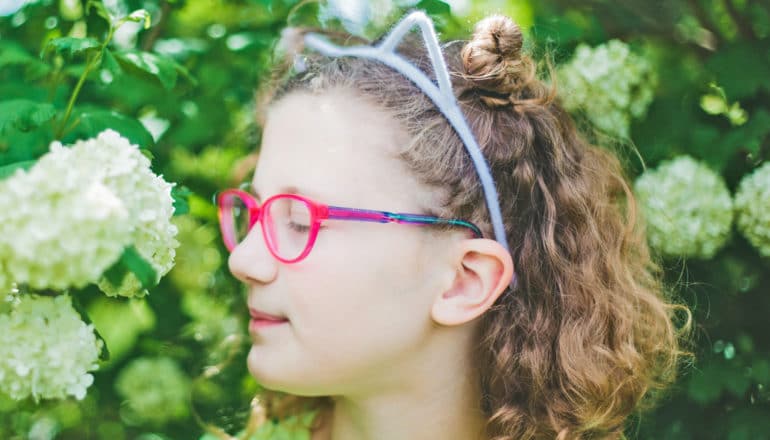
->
<box><xmin>112</xmin><ymin>49</ymin><xmax>194</xmax><ymax>90</ymax></box>
<box><xmin>42</xmin><ymin>37</ymin><xmax>102</xmax><ymax>58</ymax></box>
<box><xmin>1</xmin><ymin>0</ymin><xmax>769</xmax><ymax>439</ymax></box>
<box><xmin>0</xmin><ymin>100</ymin><xmax>56</xmax><ymax>135</ymax></box>
<box><xmin>103</xmin><ymin>246</ymin><xmax>159</xmax><ymax>290</ymax></box>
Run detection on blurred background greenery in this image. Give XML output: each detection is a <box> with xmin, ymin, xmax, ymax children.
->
<box><xmin>1</xmin><ymin>0</ymin><xmax>769</xmax><ymax>438</ymax></box>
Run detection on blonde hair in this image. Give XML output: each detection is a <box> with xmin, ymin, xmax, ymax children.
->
<box><xmin>247</xmin><ymin>14</ymin><xmax>691</xmax><ymax>439</ymax></box>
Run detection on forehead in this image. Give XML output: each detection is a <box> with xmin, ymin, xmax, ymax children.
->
<box><xmin>253</xmin><ymin>89</ymin><xmax>427</xmax><ymax>210</ymax></box>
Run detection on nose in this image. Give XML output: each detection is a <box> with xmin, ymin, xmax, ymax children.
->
<box><xmin>227</xmin><ymin>223</ymin><xmax>278</xmax><ymax>285</ymax></box>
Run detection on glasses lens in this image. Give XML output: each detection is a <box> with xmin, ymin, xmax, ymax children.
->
<box><xmin>264</xmin><ymin>196</ymin><xmax>313</xmax><ymax>261</ymax></box>
<box><xmin>218</xmin><ymin>192</ymin><xmax>252</xmax><ymax>251</ymax></box>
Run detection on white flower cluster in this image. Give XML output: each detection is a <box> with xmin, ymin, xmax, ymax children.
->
<box><xmin>115</xmin><ymin>356</ymin><xmax>190</xmax><ymax>425</ymax></box>
<box><xmin>558</xmin><ymin>39</ymin><xmax>657</xmax><ymax>138</ymax></box>
<box><xmin>734</xmin><ymin>162</ymin><xmax>770</xmax><ymax>257</ymax></box>
<box><xmin>0</xmin><ymin>294</ymin><xmax>102</xmax><ymax>401</ymax></box>
<box><xmin>634</xmin><ymin>155</ymin><xmax>733</xmax><ymax>259</ymax></box>
<box><xmin>0</xmin><ymin>129</ymin><xmax>178</xmax><ymax>297</ymax></box>
<box><xmin>0</xmin><ymin>140</ymin><xmax>132</xmax><ymax>292</ymax></box>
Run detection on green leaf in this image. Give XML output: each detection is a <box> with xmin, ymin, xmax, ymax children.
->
<box><xmin>63</xmin><ymin>109</ymin><xmax>154</xmax><ymax>147</ymax></box>
<box><xmin>416</xmin><ymin>0</ymin><xmax>451</xmax><ymax>16</ymax></box>
<box><xmin>101</xmin><ymin>49</ymin><xmax>123</xmax><ymax>78</ymax></box>
<box><xmin>0</xmin><ymin>100</ymin><xmax>57</xmax><ymax>134</ymax></box>
<box><xmin>707</xmin><ymin>42</ymin><xmax>770</xmax><ymax>100</ymax></box>
<box><xmin>139</xmin><ymin>148</ymin><xmax>154</xmax><ymax>161</ymax></box>
<box><xmin>104</xmin><ymin>246</ymin><xmax>158</xmax><ymax>290</ymax></box>
<box><xmin>171</xmin><ymin>185</ymin><xmax>192</xmax><ymax>216</ymax></box>
<box><xmin>86</xmin><ymin>0</ymin><xmax>112</xmax><ymax>23</ymax></box>
<box><xmin>113</xmin><ymin>50</ymin><xmax>193</xmax><ymax>90</ymax></box>
<box><xmin>0</xmin><ymin>41</ymin><xmax>51</xmax><ymax>79</ymax></box>
<box><xmin>42</xmin><ymin>37</ymin><xmax>102</xmax><ymax>59</ymax></box>
<box><xmin>125</xmin><ymin>9</ymin><xmax>152</xmax><ymax>29</ymax></box>
<box><xmin>0</xmin><ymin>160</ymin><xmax>35</xmax><ymax>180</ymax></box>
<box><xmin>721</xmin><ymin>108</ymin><xmax>770</xmax><ymax>157</ymax></box>
<box><xmin>69</xmin><ymin>294</ymin><xmax>111</xmax><ymax>362</ymax></box>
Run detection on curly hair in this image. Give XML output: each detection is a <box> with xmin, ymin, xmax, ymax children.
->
<box><xmin>248</xmin><ymin>14</ymin><xmax>691</xmax><ymax>440</ymax></box>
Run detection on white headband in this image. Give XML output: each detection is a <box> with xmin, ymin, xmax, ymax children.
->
<box><xmin>304</xmin><ymin>11</ymin><xmax>517</xmax><ymax>290</ymax></box>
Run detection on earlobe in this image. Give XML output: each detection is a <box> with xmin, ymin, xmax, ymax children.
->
<box><xmin>431</xmin><ymin>239</ymin><xmax>514</xmax><ymax>326</ymax></box>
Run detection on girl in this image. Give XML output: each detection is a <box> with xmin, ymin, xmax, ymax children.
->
<box><xmin>217</xmin><ymin>11</ymin><xmax>689</xmax><ymax>440</ymax></box>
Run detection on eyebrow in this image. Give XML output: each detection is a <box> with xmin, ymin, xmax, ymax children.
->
<box><xmin>250</xmin><ymin>183</ymin><xmax>319</xmax><ymax>201</ymax></box>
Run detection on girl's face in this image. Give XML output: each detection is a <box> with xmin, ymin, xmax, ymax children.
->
<box><xmin>228</xmin><ymin>88</ymin><xmax>453</xmax><ymax>396</ymax></box>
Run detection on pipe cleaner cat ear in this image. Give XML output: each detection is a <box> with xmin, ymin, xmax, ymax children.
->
<box><xmin>304</xmin><ymin>11</ymin><xmax>516</xmax><ymax>289</ymax></box>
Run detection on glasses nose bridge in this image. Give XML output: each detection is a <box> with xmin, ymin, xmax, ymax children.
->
<box><xmin>248</xmin><ymin>202</ymin><xmax>262</xmax><ymax>230</ymax></box>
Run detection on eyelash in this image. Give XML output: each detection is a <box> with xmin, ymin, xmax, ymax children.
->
<box><xmin>288</xmin><ymin>221</ymin><xmax>310</xmax><ymax>233</ymax></box>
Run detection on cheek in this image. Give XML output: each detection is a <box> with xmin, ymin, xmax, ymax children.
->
<box><xmin>280</xmin><ymin>231</ymin><xmax>434</xmax><ymax>381</ymax></box>
<box><xmin>292</xmin><ymin>241</ymin><xmax>425</xmax><ymax>339</ymax></box>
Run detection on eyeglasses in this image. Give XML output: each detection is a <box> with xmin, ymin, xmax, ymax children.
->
<box><xmin>215</xmin><ymin>188</ymin><xmax>483</xmax><ymax>263</ymax></box>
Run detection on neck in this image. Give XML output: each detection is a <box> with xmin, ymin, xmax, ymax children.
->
<box><xmin>315</xmin><ymin>328</ymin><xmax>488</xmax><ymax>440</ymax></box>
<box><xmin>328</xmin><ymin>389</ymin><xmax>487</xmax><ymax>440</ymax></box>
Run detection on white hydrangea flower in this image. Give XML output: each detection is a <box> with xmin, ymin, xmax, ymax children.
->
<box><xmin>0</xmin><ymin>129</ymin><xmax>178</xmax><ymax>296</ymax></box>
<box><xmin>115</xmin><ymin>356</ymin><xmax>190</xmax><ymax>424</ymax></box>
<box><xmin>51</xmin><ymin>129</ymin><xmax>178</xmax><ymax>298</ymax></box>
<box><xmin>634</xmin><ymin>155</ymin><xmax>733</xmax><ymax>258</ymax></box>
<box><xmin>558</xmin><ymin>40</ymin><xmax>657</xmax><ymax>138</ymax></box>
<box><xmin>0</xmin><ymin>294</ymin><xmax>102</xmax><ymax>401</ymax></box>
<box><xmin>734</xmin><ymin>162</ymin><xmax>770</xmax><ymax>257</ymax></box>
<box><xmin>0</xmin><ymin>143</ymin><xmax>132</xmax><ymax>291</ymax></box>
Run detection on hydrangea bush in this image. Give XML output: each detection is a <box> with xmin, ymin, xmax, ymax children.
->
<box><xmin>0</xmin><ymin>130</ymin><xmax>180</xmax><ymax>405</ymax></box>
<box><xmin>0</xmin><ymin>294</ymin><xmax>102</xmax><ymax>401</ymax></box>
<box><xmin>558</xmin><ymin>39</ymin><xmax>657</xmax><ymax>139</ymax></box>
<box><xmin>634</xmin><ymin>155</ymin><xmax>734</xmax><ymax>259</ymax></box>
<box><xmin>734</xmin><ymin>162</ymin><xmax>770</xmax><ymax>257</ymax></box>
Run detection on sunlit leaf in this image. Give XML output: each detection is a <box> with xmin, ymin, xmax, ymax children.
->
<box><xmin>41</xmin><ymin>37</ymin><xmax>101</xmax><ymax>59</ymax></box>
<box><xmin>172</xmin><ymin>185</ymin><xmax>192</xmax><ymax>216</ymax></box>
<box><xmin>113</xmin><ymin>50</ymin><xmax>194</xmax><ymax>90</ymax></box>
<box><xmin>0</xmin><ymin>99</ymin><xmax>57</xmax><ymax>134</ymax></box>
<box><xmin>63</xmin><ymin>109</ymin><xmax>154</xmax><ymax>147</ymax></box>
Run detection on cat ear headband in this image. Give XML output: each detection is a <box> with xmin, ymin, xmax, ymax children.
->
<box><xmin>303</xmin><ymin>11</ymin><xmax>517</xmax><ymax>290</ymax></box>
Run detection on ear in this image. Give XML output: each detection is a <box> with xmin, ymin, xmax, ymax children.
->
<box><xmin>431</xmin><ymin>238</ymin><xmax>514</xmax><ymax>326</ymax></box>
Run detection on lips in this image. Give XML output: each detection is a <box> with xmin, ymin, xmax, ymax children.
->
<box><xmin>249</xmin><ymin>308</ymin><xmax>288</xmax><ymax>322</ymax></box>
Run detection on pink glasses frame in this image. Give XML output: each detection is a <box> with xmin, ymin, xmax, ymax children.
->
<box><xmin>215</xmin><ymin>188</ymin><xmax>483</xmax><ymax>264</ymax></box>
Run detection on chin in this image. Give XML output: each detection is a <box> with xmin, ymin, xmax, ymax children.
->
<box><xmin>247</xmin><ymin>347</ymin><xmax>305</xmax><ymax>393</ymax></box>
<box><xmin>247</xmin><ymin>349</ymin><xmax>341</xmax><ymax>396</ymax></box>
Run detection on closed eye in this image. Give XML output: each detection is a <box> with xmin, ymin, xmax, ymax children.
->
<box><xmin>288</xmin><ymin>220</ymin><xmax>311</xmax><ymax>233</ymax></box>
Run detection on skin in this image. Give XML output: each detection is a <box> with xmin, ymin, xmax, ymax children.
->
<box><xmin>228</xmin><ymin>88</ymin><xmax>513</xmax><ymax>440</ymax></box>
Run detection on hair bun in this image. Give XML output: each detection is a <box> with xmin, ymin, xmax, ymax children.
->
<box><xmin>461</xmin><ymin>15</ymin><xmax>526</xmax><ymax>107</ymax></box>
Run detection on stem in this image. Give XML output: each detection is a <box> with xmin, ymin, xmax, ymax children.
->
<box><xmin>55</xmin><ymin>55</ymin><xmax>97</xmax><ymax>138</ymax></box>
<box><xmin>55</xmin><ymin>21</ymin><xmax>118</xmax><ymax>139</ymax></box>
